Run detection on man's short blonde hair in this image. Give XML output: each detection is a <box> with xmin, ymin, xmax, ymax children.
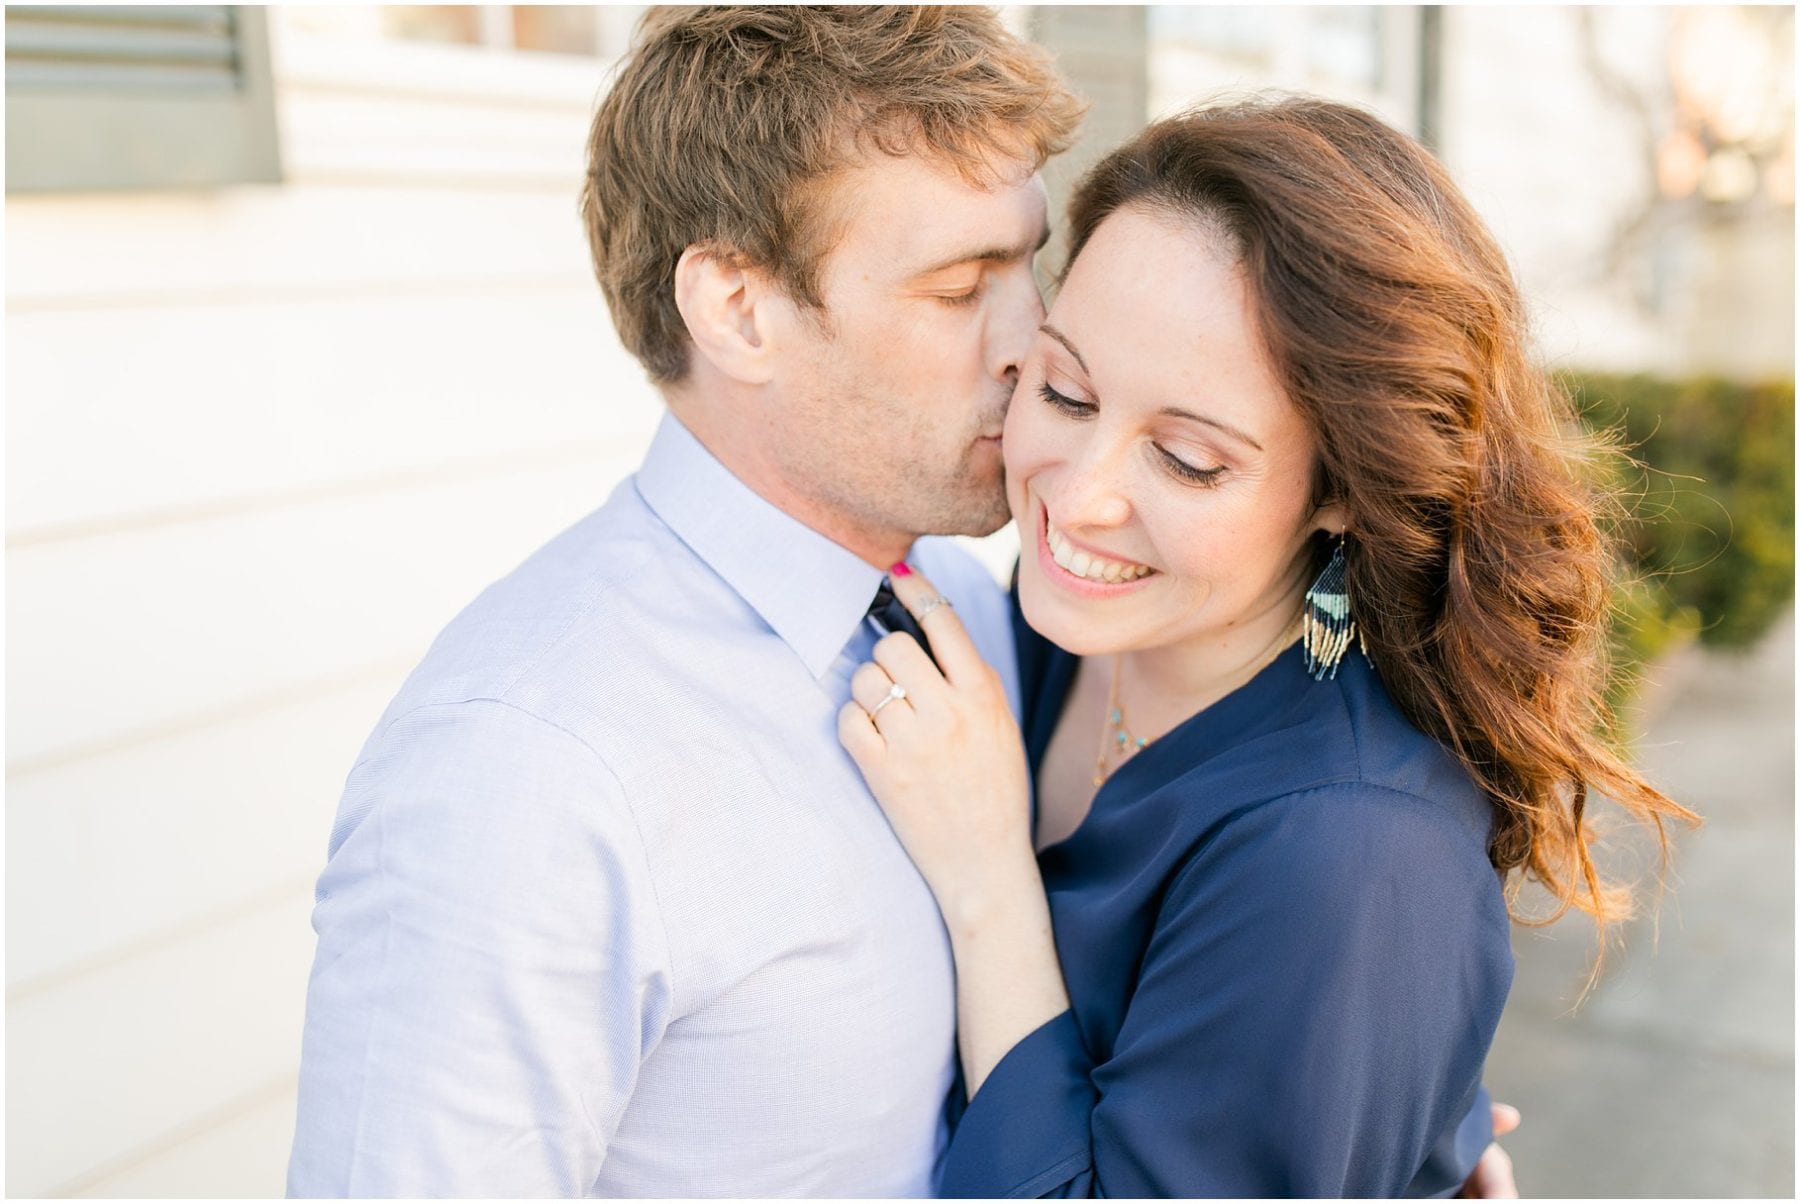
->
<box><xmin>580</xmin><ymin>5</ymin><xmax>1083</xmax><ymax>383</ymax></box>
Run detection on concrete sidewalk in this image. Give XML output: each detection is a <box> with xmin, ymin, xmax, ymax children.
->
<box><xmin>1483</xmin><ymin>613</ymin><xmax>1795</xmax><ymax>1197</ymax></box>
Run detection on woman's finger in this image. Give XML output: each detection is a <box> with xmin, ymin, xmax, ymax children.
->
<box><xmin>885</xmin><ymin>561</ymin><xmax>987</xmax><ymax>687</ymax></box>
<box><xmin>837</xmin><ymin>699</ymin><xmax>883</xmax><ymax>762</ymax></box>
<box><xmin>851</xmin><ymin>659</ymin><xmax>914</xmax><ymax>729</ymax></box>
<box><xmin>872</xmin><ymin>630</ymin><xmax>942</xmax><ymax>702</ymax></box>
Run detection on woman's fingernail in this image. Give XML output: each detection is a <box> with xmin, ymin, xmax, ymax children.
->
<box><xmin>890</xmin><ymin>561</ymin><xmax>912</xmax><ymax>578</ymax></box>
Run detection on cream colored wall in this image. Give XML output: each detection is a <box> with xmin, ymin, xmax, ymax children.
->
<box><xmin>6</xmin><ymin>13</ymin><xmax>661</xmax><ymax>1196</ymax></box>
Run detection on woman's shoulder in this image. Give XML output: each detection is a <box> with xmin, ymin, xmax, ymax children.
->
<box><xmin>1208</xmin><ymin>775</ymin><xmax>1496</xmax><ymax>894</ymax></box>
<box><xmin>1162</xmin><ymin>650</ymin><xmax>1499</xmax><ymax>874</ymax></box>
<box><xmin>1166</xmin><ymin>746</ymin><xmax>1511</xmax><ymax>962</ymax></box>
<box><xmin>1321</xmin><ymin>654</ymin><xmax>1496</xmax><ymax>850</ymax></box>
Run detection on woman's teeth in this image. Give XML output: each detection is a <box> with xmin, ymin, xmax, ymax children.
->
<box><xmin>1046</xmin><ymin>519</ymin><xmax>1154</xmax><ymax>583</ymax></box>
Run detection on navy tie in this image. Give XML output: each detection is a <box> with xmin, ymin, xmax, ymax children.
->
<box><xmin>865</xmin><ymin>577</ymin><xmax>940</xmax><ymax>669</ymax></box>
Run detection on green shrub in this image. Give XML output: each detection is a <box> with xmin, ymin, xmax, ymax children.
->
<box><xmin>1561</xmin><ymin>372</ymin><xmax>1795</xmax><ymax>712</ymax></box>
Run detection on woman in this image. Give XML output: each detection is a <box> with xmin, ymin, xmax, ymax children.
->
<box><xmin>837</xmin><ymin>99</ymin><xmax>1693</xmax><ymax>1197</ymax></box>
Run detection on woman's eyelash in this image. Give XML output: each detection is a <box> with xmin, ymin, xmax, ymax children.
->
<box><xmin>938</xmin><ymin>284</ymin><xmax>983</xmax><ymax>307</ymax></box>
<box><xmin>1038</xmin><ymin>382</ymin><xmax>1095</xmax><ymax>416</ymax></box>
<box><xmin>1051</xmin><ymin>379</ymin><xmax>1231</xmax><ymax>482</ymax></box>
<box><xmin>1040</xmin><ymin>381</ymin><xmax>1226</xmax><ymax>486</ymax></box>
<box><xmin>1158</xmin><ymin>448</ymin><xmax>1227</xmax><ymax>486</ymax></box>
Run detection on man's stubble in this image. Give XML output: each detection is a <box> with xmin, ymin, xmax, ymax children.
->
<box><xmin>779</xmin><ymin>371</ymin><xmax>1014</xmax><ymax>546</ymax></box>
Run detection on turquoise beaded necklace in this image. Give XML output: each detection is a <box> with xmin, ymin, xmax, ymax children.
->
<box><xmin>1092</xmin><ymin>654</ymin><xmax>1153</xmax><ymax>787</ymax></box>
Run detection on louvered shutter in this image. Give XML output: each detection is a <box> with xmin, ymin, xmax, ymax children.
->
<box><xmin>5</xmin><ymin>5</ymin><xmax>280</xmax><ymax>192</ymax></box>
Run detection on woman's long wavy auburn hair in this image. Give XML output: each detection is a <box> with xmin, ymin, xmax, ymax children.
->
<box><xmin>1064</xmin><ymin>97</ymin><xmax>1697</xmax><ymax>952</ymax></box>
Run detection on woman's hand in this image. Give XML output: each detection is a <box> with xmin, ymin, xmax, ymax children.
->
<box><xmin>837</xmin><ymin>562</ymin><xmax>1035</xmax><ymax>926</ymax></box>
<box><xmin>841</xmin><ymin>561</ymin><xmax>1071</xmax><ymax>1096</ymax></box>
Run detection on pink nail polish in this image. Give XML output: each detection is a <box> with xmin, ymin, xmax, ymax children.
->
<box><xmin>889</xmin><ymin>561</ymin><xmax>912</xmax><ymax>578</ymax></box>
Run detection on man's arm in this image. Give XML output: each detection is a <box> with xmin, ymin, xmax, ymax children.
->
<box><xmin>288</xmin><ymin>699</ymin><xmax>673</xmax><ymax>1196</ymax></box>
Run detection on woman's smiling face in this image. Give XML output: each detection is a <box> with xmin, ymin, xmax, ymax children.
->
<box><xmin>1004</xmin><ymin>204</ymin><xmax>1343</xmax><ymax>658</ymax></box>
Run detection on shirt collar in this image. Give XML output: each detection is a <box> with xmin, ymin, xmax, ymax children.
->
<box><xmin>634</xmin><ymin>411</ymin><xmax>888</xmax><ymax>680</ymax></box>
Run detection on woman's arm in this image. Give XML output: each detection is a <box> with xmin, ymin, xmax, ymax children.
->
<box><xmin>840</xmin><ymin>568</ymin><xmax>1510</xmax><ymax>1197</ymax></box>
<box><xmin>837</xmin><ymin>563</ymin><xmax>1071</xmax><ymax>1096</ymax></box>
<box><xmin>937</xmin><ymin>785</ymin><xmax>1512</xmax><ymax>1198</ymax></box>
<box><xmin>938</xmin><ymin>850</ymin><xmax>1070</xmax><ymax>1097</ymax></box>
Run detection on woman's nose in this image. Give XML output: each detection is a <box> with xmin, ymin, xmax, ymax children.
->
<box><xmin>1049</xmin><ymin>443</ymin><xmax>1133</xmax><ymax>530</ymax></box>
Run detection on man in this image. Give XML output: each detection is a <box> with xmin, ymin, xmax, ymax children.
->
<box><xmin>289</xmin><ymin>7</ymin><xmax>1079</xmax><ymax>1195</ymax></box>
<box><xmin>288</xmin><ymin>7</ymin><xmax>1519</xmax><ymax>1197</ymax></box>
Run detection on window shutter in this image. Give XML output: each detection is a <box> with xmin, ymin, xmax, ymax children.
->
<box><xmin>5</xmin><ymin>5</ymin><xmax>281</xmax><ymax>192</ymax></box>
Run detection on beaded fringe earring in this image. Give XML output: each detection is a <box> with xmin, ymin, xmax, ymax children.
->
<box><xmin>1302</xmin><ymin>534</ymin><xmax>1367</xmax><ymax>680</ymax></box>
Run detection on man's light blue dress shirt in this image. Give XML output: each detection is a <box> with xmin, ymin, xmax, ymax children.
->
<box><xmin>288</xmin><ymin>413</ymin><xmax>1019</xmax><ymax>1197</ymax></box>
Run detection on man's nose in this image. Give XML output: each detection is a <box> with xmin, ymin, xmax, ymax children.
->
<box><xmin>992</xmin><ymin>267</ymin><xmax>1046</xmax><ymax>387</ymax></box>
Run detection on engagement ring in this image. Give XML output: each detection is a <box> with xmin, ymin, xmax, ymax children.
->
<box><xmin>868</xmin><ymin>682</ymin><xmax>907</xmax><ymax>718</ymax></box>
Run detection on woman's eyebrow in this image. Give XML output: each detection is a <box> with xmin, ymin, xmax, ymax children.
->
<box><xmin>1159</xmin><ymin>406</ymin><xmax>1264</xmax><ymax>452</ymax></box>
<box><xmin>1039</xmin><ymin>322</ymin><xmax>1088</xmax><ymax>373</ymax></box>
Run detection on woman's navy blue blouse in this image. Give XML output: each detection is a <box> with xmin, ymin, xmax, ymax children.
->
<box><xmin>937</xmin><ymin>601</ymin><xmax>1515</xmax><ymax>1198</ymax></box>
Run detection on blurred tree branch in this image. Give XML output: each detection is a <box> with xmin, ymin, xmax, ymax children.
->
<box><xmin>1575</xmin><ymin>6</ymin><xmax>1794</xmax><ymax>316</ymax></box>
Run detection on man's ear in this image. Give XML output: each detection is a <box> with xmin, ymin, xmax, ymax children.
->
<box><xmin>673</xmin><ymin>243</ymin><xmax>784</xmax><ymax>385</ymax></box>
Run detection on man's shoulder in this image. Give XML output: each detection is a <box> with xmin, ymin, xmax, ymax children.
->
<box><xmin>372</xmin><ymin>477</ymin><xmax>703</xmax><ymax>730</ymax></box>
